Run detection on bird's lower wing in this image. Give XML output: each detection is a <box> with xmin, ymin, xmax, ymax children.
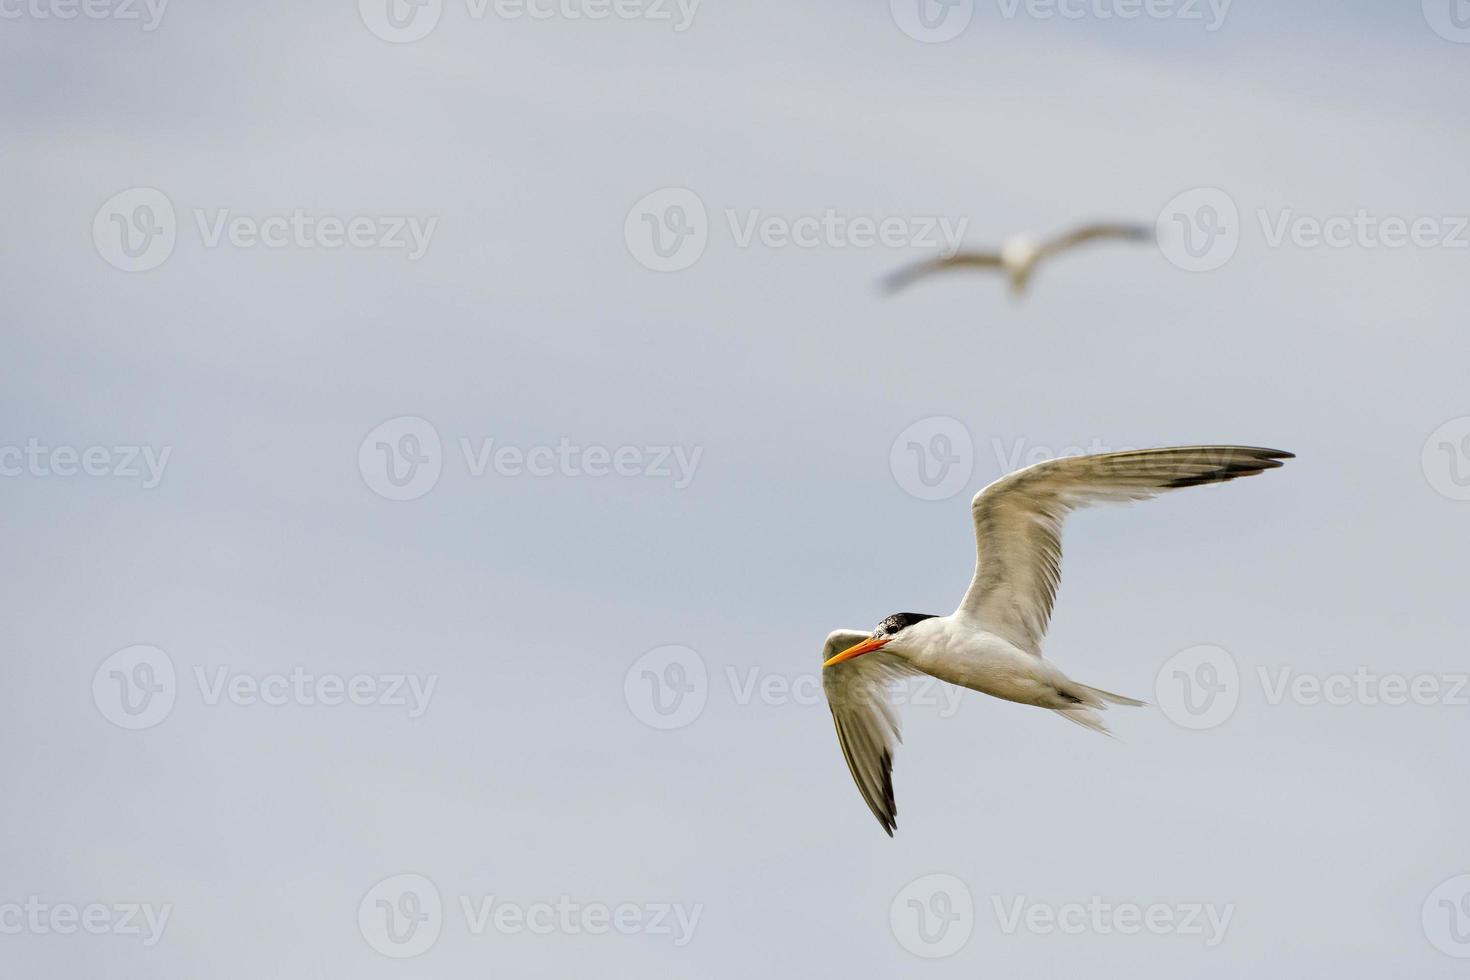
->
<box><xmin>881</xmin><ymin>253</ymin><xmax>1004</xmax><ymax>293</ymax></box>
<box><xmin>821</xmin><ymin>629</ymin><xmax>918</xmax><ymax>836</ymax></box>
<box><xmin>955</xmin><ymin>446</ymin><xmax>1293</xmax><ymax>655</ymax></box>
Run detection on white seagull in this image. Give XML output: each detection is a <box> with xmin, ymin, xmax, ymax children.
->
<box><xmin>882</xmin><ymin>222</ymin><xmax>1153</xmax><ymax>297</ymax></box>
<box><xmin>820</xmin><ymin>445</ymin><xmax>1293</xmax><ymax>835</ymax></box>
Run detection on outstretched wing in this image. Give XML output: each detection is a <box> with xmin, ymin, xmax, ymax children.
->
<box><xmin>880</xmin><ymin>252</ymin><xmax>1004</xmax><ymax>293</ymax></box>
<box><xmin>1038</xmin><ymin>222</ymin><xmax>1151</xmax><ymax>259</ymax></box>
<box><xmin>956</xmin><ymin>446</ymin><xmax>1293</xmax><ymax>655</ymax></box>
<box><xmin>821</xmin><ymin>629</ymin><xmax>917</xmax><ymax>836</ymax></box>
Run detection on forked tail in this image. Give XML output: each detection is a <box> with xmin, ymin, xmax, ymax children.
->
<box><xmin>1053</xmin><ymin>683</ymin><xmax>1146</xmax><ymax>736</ymax></box>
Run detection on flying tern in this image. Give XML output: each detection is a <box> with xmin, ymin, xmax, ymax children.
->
<box><xmin>883</xmin><ymin>222</ymin><xmax>1153</xmax><ymax>297</ymax></box>
<box><xmin>821</xmin><ymin>445</ymin><xmax>1293</xmax><ymax>835</ymax></box>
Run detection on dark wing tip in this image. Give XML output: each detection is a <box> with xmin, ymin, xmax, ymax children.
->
<box><xmin>879</xmin><ymin>262</ymin><xmax>931</xmax><ymax>294</ymax></box>
<box><xmin>880</xmin><ymin>749</ymin><xmax>897</xmax><ymax>836</ymax></box>
<box><xmin>1160</xmin><ymin>447</ymin><xmax>1296</xmax><ymax>489</ymax></box>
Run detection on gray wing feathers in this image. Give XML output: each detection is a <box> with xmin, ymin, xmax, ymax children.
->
<box><xmin>821</xmin><ymin>629</ymin><xmax>916</xmax><ymax>836</ymax></box>
<box><xmin>957</xmin><ymin>446</ymin><xmax>1293</xmax><ymax>655</ymax></box>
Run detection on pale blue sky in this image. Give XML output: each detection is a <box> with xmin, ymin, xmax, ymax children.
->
<box><xmin>3</xmin><ymin>1</ymin><xmax>1469</xmax><ymax>976</ymax></box>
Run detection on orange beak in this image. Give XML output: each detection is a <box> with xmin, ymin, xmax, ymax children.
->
<box><xmin>822</xmin><ymin>635</ymin><xmax>889</xmax><ymax>669</ymax></box>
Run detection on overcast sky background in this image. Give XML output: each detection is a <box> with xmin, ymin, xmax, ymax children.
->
<box><xmin>4</xmin><ymin>0</ymin><xmax>1470</xmax><ymax>976</ymax></box>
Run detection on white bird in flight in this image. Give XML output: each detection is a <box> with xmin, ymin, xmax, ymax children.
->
<box><xmin>820</xmin><ymin>445</ymin><xmax>1293</xmax><ymax>835</ymax></box>
<box><xmin>882</xmin><ymin>222</ymin><xmax>1153</xmax><ymax>297</ymax></box>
